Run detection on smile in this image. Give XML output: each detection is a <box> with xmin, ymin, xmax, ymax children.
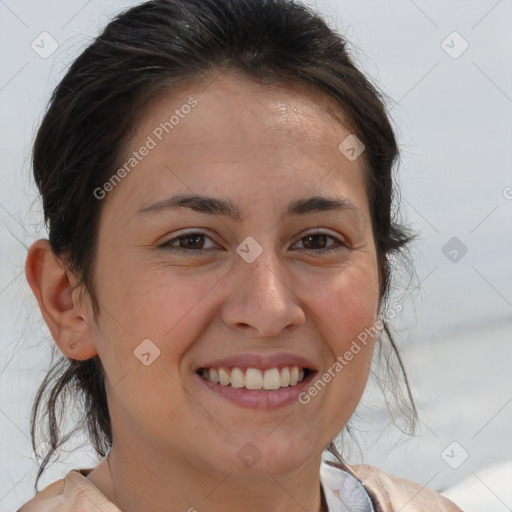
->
<box><xmin>196</xmin><ymin>365</ymin><xmax>316</xmax><ymax>409</ymax></box>
<box><xmin>198</xmin><ymin>366</ymin><xmax>309</xmax><ymax>390</ymax></box>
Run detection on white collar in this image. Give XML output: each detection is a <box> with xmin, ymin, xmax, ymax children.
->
<box><xmin>320</xmin><ymin>452</ymin><xmax>376</xmax><ymax>512</ymax></box>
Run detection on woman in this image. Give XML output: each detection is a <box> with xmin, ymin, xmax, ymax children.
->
<box><xmin>19</xmin><ymin>0</ymin><xmax>462</xmax><ymax>510</ymax></box>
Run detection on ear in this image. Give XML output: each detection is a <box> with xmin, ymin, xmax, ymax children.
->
<box><xmin>25</xmin><ymin>239</ymin><xmax>98</xmax><ymax>360</ymax></box>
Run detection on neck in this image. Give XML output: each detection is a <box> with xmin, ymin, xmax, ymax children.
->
<box><xmin>86</xmin><ymin>438</ymin><xmax>325</xmax><ymax>512</ymax></box>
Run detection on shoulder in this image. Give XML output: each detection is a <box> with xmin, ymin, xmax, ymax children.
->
<box><xmin>347</xmin><ymin>462</ymin><xmax>463</xmax><ymax>512</ymax></box>
<box><xmin>17</xmin><ymin>478</ymin><xmax>65</xmax><ymax>512</ymax></box>
<box><xmin>17</xmin><ymin>469</ymin><xmax>120</xmax><ymax>512</ymax></box>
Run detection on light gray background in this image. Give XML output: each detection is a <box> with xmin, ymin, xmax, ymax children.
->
<box><xmin>1</xmin><ymin>1</ymin><xmax>511</xmax><ymax>511</ymax></box>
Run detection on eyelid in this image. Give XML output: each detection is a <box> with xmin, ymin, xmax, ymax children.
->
<box><xmin>293</xmin><ymin>227</ymin><xmax>346</xmax><ymax>243</ymax></box>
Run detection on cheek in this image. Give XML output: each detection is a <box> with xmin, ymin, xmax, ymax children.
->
<box><xmin>91</xmin><ymin>265</ymin><xmax>216</xmax><ymax>437</ymax></box>
<box><xmin>90</xmin><ymin>255</ymin><xmax>218</xmax><ymax>405</ymax></box>
<box><xmin>96</xmin><ymin>252</ymin><xmax>214</xmax><ymax>341</ymax></box>
<box><xmin>300</xmin><ymin>266</ymin><xmax>379</xmax><ymax>424</ymax></box>
<box><xmin>307</xmin><ymin>264</ymin><xmax>380</xmax><ymax>347</ymax></box>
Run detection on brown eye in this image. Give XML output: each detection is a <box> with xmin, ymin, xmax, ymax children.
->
<box><xmin>293</xmin><ymin>233</ymin><xmax>346</xmax><ymax>254</ymax></box>
<box><xmin>175</xmin><ymin>233</ymin><xmax>205</xmax><ymax>250</ymax></box>
<box><xmin>161</xmin><ymin>232</ymin><xmax>217</xmax><ymax>254</ymax></box>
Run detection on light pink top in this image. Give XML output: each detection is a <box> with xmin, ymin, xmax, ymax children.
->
<box><xmin>18</xmin><ymin>457</ymin><xmax>462</xmax><ymax>512</ymax></box>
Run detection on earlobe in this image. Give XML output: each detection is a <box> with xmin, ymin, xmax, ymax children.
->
<box><xmin>25</xmin><ymin>239</ymin><xmax>98</xmax><ymax>361</ymax></box>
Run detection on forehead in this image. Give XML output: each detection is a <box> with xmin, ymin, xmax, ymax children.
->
<box><xmin>140</xmin><ymin>72</ymin><xmax>353</xmax><ymax>148</ymax></box>
<box><xmin>104</xmin><ymin>72</ymin><xmax>369</xmax><ymax>221</ymax></box>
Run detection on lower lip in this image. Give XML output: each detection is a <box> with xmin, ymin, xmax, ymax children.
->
<box><xmin>196</xmin><ymin>370</ymin><xmax>317</xmax><ymax>410</ymax></box>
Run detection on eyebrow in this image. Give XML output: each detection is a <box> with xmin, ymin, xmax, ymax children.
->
<box><xmin>137</xmin><ymin>193</ymin><xmax>365</xmax><ymax>225</ymax></box>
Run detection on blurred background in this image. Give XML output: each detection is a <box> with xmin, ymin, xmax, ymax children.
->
<box><xmin>1</xmin><ymin>1</ymin><xmax>511</xmax><ymax>510</ymax></box>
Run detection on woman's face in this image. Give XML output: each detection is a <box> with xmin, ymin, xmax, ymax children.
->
<box><xmin>88</xmin><ymin>72</ymin><xmax>381</xmax><ymax>476</ymax></box>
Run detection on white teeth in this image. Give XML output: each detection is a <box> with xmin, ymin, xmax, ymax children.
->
<box><xmin>218</xmin><ymin>367</ymin><xmax>230</xmax><ymax>386</ymax></box>
<box><xmin>209</xmin><ymin>368</ymin><xmax>219</xmax><ymax>383</ymax></box>
<box><xmin>245</xmin><ymin>367</ymin><xmax>263</xmax><ymax>389</ymax></box>
<box><xmin>289</xmin><ymin>366</ymin><xmax>299</xmax><ymax>386</ymax></box>
<box><xmin>263</xmin><ymin>368</ymin><xmax>281</xmax><ymax>390</ymax></box>
<box><xmin>200</xmin><ymin>366</ymin><xmax>308</xmax><ymax>390</ymax></box>
<box><xmin>280</xmin><ymin>367</ymin><xmax>290</xmax><ymax>387</ymax></box>
<box><xmin>230</xmin><ymin>367</ymin><xmax>245</xmax><ymax>388</ymax></box>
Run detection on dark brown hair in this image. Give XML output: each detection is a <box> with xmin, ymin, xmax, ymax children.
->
<box><xmin>30</xmin><ymin>0</ymin><xmax>417</xmax><ymax>489</ymax></box>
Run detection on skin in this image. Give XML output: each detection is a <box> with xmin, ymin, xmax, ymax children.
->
<box><xmin>25</xmin><ymin>72</ymin><xmax>382</xmax><ymax>512</ymax></box>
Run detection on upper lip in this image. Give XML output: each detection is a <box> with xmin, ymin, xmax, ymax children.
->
<box><xmin>194</xmin><ymin>352</ymin><xmax>318</xmax><ymax>372</ymax></box>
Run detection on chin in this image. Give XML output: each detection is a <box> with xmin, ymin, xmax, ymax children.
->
<box><xmin>216</xmin><ymin>432</ymin><xmax>319</xmax><ymax>477</ymax></box>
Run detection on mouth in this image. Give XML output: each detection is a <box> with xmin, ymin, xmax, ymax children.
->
<box><xmin>197</xmin><ymin>366</ymin><xmax>312</xmax><ymax>390</ymax></box>
<box><xmin>195</xmin><ymin>366</ymin><xmax>317</xmax><ymax>409</ymax></box>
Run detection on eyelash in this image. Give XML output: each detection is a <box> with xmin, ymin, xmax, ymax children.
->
<box><xmin>159</xmin><ymin>231</ymin><xmax>347</xmax><ymax>256</ymax></box>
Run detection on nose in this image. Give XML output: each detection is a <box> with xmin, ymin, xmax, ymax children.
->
<box><xmin>220</xmin><ymin>245</ymin><xmax>306</xmax><ymax>338</ymax></box>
